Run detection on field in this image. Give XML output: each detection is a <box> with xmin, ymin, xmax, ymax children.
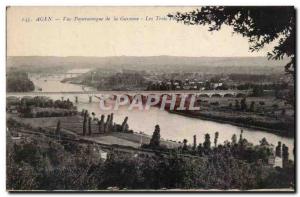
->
<box><xmin>176</xmin><ymin>96</ymin><xmax>295</xmax><ymax>137</ymax></box>
<box><xmin>199</xmin><ymin>96</ymin><xmax>293</xmax><ymax>113</ymax></box>
<box><xmin>7</xmin><ymin>114</ymin><xmax>179</xmax><ymax>149</ymax></box>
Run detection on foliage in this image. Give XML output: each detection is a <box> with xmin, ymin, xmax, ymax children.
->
<box><xmin>214</xmin><ymin>132</ymin><xmax>219</xmax><ymax>147</ymax></box>
<box><xmin>240</xmin><ymin>98</ymin><xmax>247</xmax><ymax>111</ymax></box>
<box><xmin>149</xmin><ymin>125</ymin><xmax>161</xmax><ymax>148</ymax></box>
<box><xmin>203</xmin><ymin>133</ymin><xmax>211</xmax><ymax>150</ymax></box>
<box><xmin>55</xmin><ymin>120</ymin><xmax>61</xmax><ymax>135</ymax></box>
<box><xmin>6</xmin><ymin>119</ymin><xmax>294</xmax><ymax>190</ymax></box>
<box><xmin>12</xmin><ymin>96</ymin><xmax>77</xmax><ymax>118</ymax></box>
<box><xmin>7</xmin><ymin>132</ymin><xmax>294</xmax><ymax>190</ymax></box>
<box><xmin>7</xmin><ymin>71</ymin><xmax>35</xmax><ymax>92</ymax></box>
<box><xmin>235</xmin><ymin>100</ymin><xmax>240</xmax><ymax>110</ymax></box>
<box><xmin>83</xmin><ymin>110</ymin><xmax>87</xmax><ymax>136</ymax></box>
<box><xmin>249</xmin><ymin>101</ymin><xmax>255</xmax><ymax>112</ymax></box>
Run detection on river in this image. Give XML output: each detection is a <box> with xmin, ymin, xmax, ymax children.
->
<box><xmin>21</xmin><ymin>70</ymin><xmax>294</xmax><ymax>159</ymax></box>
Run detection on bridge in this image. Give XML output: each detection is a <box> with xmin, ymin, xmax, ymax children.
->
<box><xmin>7</xmin><ymin>90</ymin><xmax>253</xmax><ymax>103</ymax></box>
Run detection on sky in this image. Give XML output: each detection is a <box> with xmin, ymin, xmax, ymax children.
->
<box><xmin>7</xmin><ymin>6</ymin><xmax>275</xmax><ymax>57</ymax></box>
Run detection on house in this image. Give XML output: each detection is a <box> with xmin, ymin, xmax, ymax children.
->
<box><xmin>175</xmin><ymin>85</ymin><xmax>181</xmax><ymax>90</ymax></box>
<box><xmin>182</xmin><ymin>85</ymin><xmax>192</xmax><ymax>90</ymax></box>
<box><xmin>212</xmin><ymin>82</ymin><xmax>223</xmax><ymax>89</ymax></box>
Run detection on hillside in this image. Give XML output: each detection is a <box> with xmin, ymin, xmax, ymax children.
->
<box><xmin>7</xmin><ymin>56</ymin><xmax>289</xmax><ymax>74</ymax></box>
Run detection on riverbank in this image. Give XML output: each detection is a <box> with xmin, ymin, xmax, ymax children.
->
<box><xmin>6</xmin><ymin>93</ymin><xmax>295</xmax><ymax>157</ymax></box>
<box><xmin>169</xmin><ymin>110</ymin><xmax>294</xmax><ymax>138</ymax></box>
<box><xmin>7</xmin><ymin>113</ymin><xmax>179</xmax><ymax>149</ymax></box>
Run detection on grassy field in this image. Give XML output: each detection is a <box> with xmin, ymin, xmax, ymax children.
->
<box><xmin>174</xmin><ymin>96</ymin><xmax>295</xmax><ymax>137</ymax></box>
<box><xmin>199</xmin><ymin>96</ymin><xmax>294</xmax><ymax>115</ymax></box>
<box><xmin>8</xmin><ymin>114</ymin><xmax>179</xmax><ymax>149</ymax></box>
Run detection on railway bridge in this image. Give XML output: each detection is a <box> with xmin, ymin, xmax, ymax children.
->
<box><xmin>7</xmin><ymin>90</ymin><xmax>253</xmax><ymax>103</ymax></box>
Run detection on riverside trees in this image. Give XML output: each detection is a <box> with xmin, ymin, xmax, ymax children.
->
<box><xmin>6</xmin><ymin>118</ymin><xmax>294</xmax><ymax>190</ymax></box>
<box><xmin>7</xmin><ymin>71</ymin><xmax>35</xmax><ymax>92</ymax></box>
<box><xmin>149</xmin><ymin>125</ymin><xmax>161</xmax><ymax>148</ymax></box>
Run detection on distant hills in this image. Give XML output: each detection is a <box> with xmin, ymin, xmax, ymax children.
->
<box><xmin>7</xmin><ymin>56</ymin><xmax>289</xmax><ymax>74</ymax></box>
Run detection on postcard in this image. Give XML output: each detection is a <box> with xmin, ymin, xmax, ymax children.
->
<box><xmin>6</xmin><ymin>6</ymin><xmax>295</xmax><ymax>192</ymax></box>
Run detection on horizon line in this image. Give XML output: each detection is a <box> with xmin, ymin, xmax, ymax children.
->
<box><xmin>7</xmin><ymin>55</ymin><xmax>271</xmax><ymax>58</ymax></box>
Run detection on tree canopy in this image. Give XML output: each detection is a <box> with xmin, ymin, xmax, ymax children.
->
<box><xmin>168</xmin><ymin>6</ymin><xmax>295</xmax><ymax>79</ymax></box>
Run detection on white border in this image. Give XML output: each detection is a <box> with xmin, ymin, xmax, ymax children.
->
<box><xmin>0</xmin><ymin>1</ymin><xmax>298</xmax><ymax>196</ymax></box>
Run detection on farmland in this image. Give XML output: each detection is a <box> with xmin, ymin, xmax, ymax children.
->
<box><xmin>8</xmin><ymin>114</ymin><xmax>179</xmax><ymax>149</ymax></box>
<box><xmin>173</xmin><ymin>96</ymin><xmax>295</xmax><ymax>137</ymax></box>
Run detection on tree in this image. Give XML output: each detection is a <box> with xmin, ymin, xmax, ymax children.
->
<box><xmin>240</xmin><ymin>98</ymin><xmax>247</xmax><ymax>111</ymax></box>
<box><xmin>235</xmin><ymin>100</ymin><xmax>240</xmax><ymax>110</ymax></box>
<box><xmin>149</xmin><ymin>125</ymin><xmax>161</xmax><ymax>148</ymax></box>
<box><xmin>282</xmin><ymin>144</ymin><xmax>289</xmax><ymax>168</ymax></box>
<box><xmin>6</xmin><ymin>71</ymin><xmax>35</xmax><ymax>92</ymax></box>
<box><xmin>276</xmin><ymin>141</ymin><xmax>282</xmax><ymax>157</ymax></box>
<box><xmin>88</xmin><ymin>117</ymin><xmax>92</xmax><ymax>136</ymax></box>
<box><xmin>214</xmin><ymin>132</ymin><xmax>219</xmax><ymax>147</ymax></box>
<box><xmin>231</xmin><ymin>134</ymin><xmax>237</xmax><ymax>145</ymax></box>
<box><xmin>82</xmin><ymin>110</ymin><xmax>87</xmax><ymax>136</ymax></box>
<box><xmin>228</xmin><ymin>102</ymin><xmax>233</xmax><ymax>109</ymax></box>
<box><xmin>259</xmin><ymin>137</ymin><xmax>269</xmax><ymax>146</ymax></box>
<box><xmin>239</xmin><ymin>130</ymin><xmax>244</xmax><ymax>144</ymax></box>
<box><xmin>168</xmin><ymin>7</ymin><xmax>295</xmax><ymax>80</ymax></box>
<box><xmin>252</xmin><ymin>85</ymin><xmax>264</xmax><ymax>97</ymax></box>
<box><xmin>249</xmin><ymin>101</ymin><xmax>255</xmax><ymax>112</ymax></box>
<box><xmin>91</xmin><ymin>112</ymin><xmax>96</xmax><ymax>120</ymax></box>
<box><xmin>197</xmin><ymin>143</ymin><xmax>203</xmax><ymax>156</ymax></box>
<box><xmin>203</xmin><ymin>133</ymin><xmax>211</xmax><ymax>150</ymax></box>
<box><xmin>192</xmin><ymin>135</ymin><xmax>197</xmax><ymax>151</ymax></box>
<box><xmin>182</xmin><ymin>139</ymin><xmax>188</xmax><ymax>151</ymax></box>
<box><xmin>55</xmin><ymin>120</ymin><xmax>61</xmax><ymax>136</ymax></box>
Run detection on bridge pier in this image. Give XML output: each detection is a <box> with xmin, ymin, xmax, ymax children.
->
<box><xmin>75</xmin><ymin>96</ymin><xmax>78</xmax><ymax>103</ymax></box>
<box><xmin>89</xmin><ymin>96</ymin><xmax>92</xmax><ymax>103</ymax></box>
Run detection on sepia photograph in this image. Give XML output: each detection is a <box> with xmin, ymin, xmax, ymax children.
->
<box><xmin>6</xmin><ymin>6</ymin><xmax>295</xmax><ymax>192</ymax></box>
